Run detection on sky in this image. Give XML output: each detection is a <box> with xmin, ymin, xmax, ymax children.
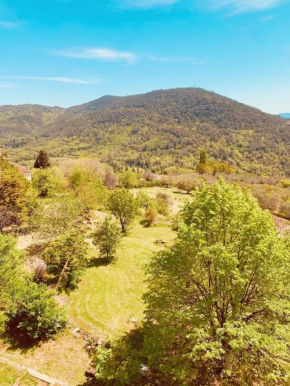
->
<box><xmin>0</xmin><ymin>0</ymin><xmax>290</xmax><ymax>114</ymax></box>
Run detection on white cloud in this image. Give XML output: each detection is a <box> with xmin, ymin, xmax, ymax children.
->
<box><xmin>118</xmin><ymin>0</ymin><xmax>178</xmax><ymax>8</ymax></box>
<box><xmin>0</xmin><ymin>76</ymin><xmax>101</xmax><ymax>85</ymax></box>
<box><xmin>0</xmin><ymin>21</ymin><xmax>18</xmax><ymax>29</ymax></box>
<box><xmin>55</xmin><ymin>47</ymin><xmax>137</xmax><ymax>63</ymax></box>
<box><xmin>202</xmin><ymin>0</ymin><xmax>286</xmax><ymax>13</ymax></box>
<box><xmin>148</xmin><ymin>54</ymin><xmax>206</xmax><ymax>65</ymax></box>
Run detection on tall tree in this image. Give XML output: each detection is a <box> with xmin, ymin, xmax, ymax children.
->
<box><xmin>107</xmin><ymin>188</ymin><xmax>138</xmax><ymax>233</ymax></box>
<box><xmin>0</xmin><ymin>157</ymin><xmax>30</xmax><ymax>231</ymax></box>
<box><xmin>34</xmin><ymin>150</ymin><xmax>51</xmax><ymax>169</ymax></box>
<box><xmin>95</xmin><ymin>180</ymin><xmax>290</xmax><ymax>385</ymax></box>
<box><xmin>92</xmin><ymin>216</ymin><xmax>121</xmax><ymax>261</ymax></box>
<box><xmin>43</xmin><ymin>230</ymin><xmax>87</xmax><ymax>291</ymax></box>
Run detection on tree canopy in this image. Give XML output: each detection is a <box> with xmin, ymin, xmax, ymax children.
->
<box><xmin>34</xmin><ymin>149</ymin><xmax>51</xmax><ymax>169</ymax></box>
<box><xmin>0</xmin><ymin>157</ymin><xmax>30</xmax><ymax>231</ymax></box>
<box><xmin>96</xmin><ymin>180</ymin><xmax>290</xmax><ymax>385</ymax></box>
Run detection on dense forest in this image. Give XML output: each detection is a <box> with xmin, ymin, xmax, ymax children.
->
<box><xmin>0</xmin><ymin>88</ymin><xmax>289</xmax><ymax>175</ymax></box>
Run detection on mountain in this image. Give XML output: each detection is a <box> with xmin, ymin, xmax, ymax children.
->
<box><xmin>0</xmin><ymin>88</ymin><xmax>289</xmax><ymax>175</ymax></box>
<box><xmin>280</xmin><ymin>113</ymin><xmax>290</xmax><ymax>119</ymax></box>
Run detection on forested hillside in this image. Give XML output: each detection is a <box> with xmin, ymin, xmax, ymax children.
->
<box><xmin>0</xmin><ymin>88</ymin><xmax>289</xmax><ymax>175</ymax></box>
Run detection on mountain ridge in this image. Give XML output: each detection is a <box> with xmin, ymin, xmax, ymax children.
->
<box><xmin>0</xmin><ymin>87</ymin><xmax>288</xmax><ymax>175</ymax></box>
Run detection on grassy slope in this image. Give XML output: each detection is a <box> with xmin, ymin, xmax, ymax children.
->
<box><xmin>69</xmin><ymin>219</ymin><xmax>176</xmax><ymax>338</ymax></box>
<box><xmin>0</xmin><ymin>187</ymin><xmax>184</xmax><ymax>384</ymax></box>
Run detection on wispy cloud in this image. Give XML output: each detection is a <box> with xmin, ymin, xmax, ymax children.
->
<box><xmin>0</xmin><ymin>76</ymin><xmax>101</xmax><ymax>85</ymax></box>
<box><xmin>0</xmin><ymin>82</ymin><xmax>16</xmax><ymax>88</ymax></box>
<box><xmin>117</xmin><ymin>0</ymin><xmax>178</xmax><ymax>8</ymax></box>
<box><xmin>0</xmin><ymin>21</ymin><xmax>18</xmax><ymax>29</ymax></box>
<box><xmin>202</xmin><ymin>0</ymin><xmax>286</xmax><ymax>13</ymax></box>
<box><xmin>148</xmin><ymin>54</ymin><xmax>206</xmax><ymax>65</ymax></box>
<box><xmin>54</xmin><ymin>47</ymin><xmax>137</xmax><ymax>63</ymax></box>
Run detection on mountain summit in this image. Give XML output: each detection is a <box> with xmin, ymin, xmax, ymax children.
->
<box><xmin>0</xmin><ymin>88</ymin><xmax>288</xmax><ymax>175</ymax></box>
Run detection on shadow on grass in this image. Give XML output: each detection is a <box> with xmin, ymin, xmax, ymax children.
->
<box><xmin>139</xmin><ymin>219</ymin><xmax>151</xmax><ymax>228</ymax></box>
<box><xmin>1</xmin><ymin>329</ymin><xmax>41</xmax><ymax>354</ymax></box>
<box><xmin>87</xmin><ymin>257</ymin><xmax>112</xmax><ymax>268</ymax></box>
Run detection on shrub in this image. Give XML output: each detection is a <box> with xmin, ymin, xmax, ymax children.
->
<box><xmin>8</xmin><ymin>283</ymin><xmax>66</xmax><ymax>341</ymax></box>
<box><xmin>144</xmin><ymin>206</ymin><xmax>158</xmax><ymax>226</ymax></box>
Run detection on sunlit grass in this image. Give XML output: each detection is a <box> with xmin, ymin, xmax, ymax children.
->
<box><xmin>68</xmin><ymin>220</ymin><xmax>176</xmax><ymax>338</ymax></box>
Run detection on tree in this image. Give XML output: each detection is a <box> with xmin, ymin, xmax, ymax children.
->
<box><xmin>107</xmin><ymin>188</ymin><xmax>138</xmax><ymax>233</ymax></box>
<box><xmin>143</xmin><ymin>180</ymin><xmax>290</xmax><ymax>384</ymax></box>
<box><xmin>119</xmin><ymin>169</ymin><xmax>140</xmax><ymax>189</ymax></box>
<box><xmin>70</xmin><ymin>167</ymin><xmax>108</xmax><ymax>210</ymax></box>
<box><xmin>0</xmin><ymin>234</ymin><xmax>27</xmax><ymax>333</ymax></box>
<box><xmin>32</xmin><ymin>168</ymin><xmax>64</xmax><ymax>197</ymax></box>
<box><xmin>8</xmin><ymin>283</ymin><xmax>66</xmax><ymax>341</ymax></box>
<box><xmin>0</xmin><ymin>233</ymin><xmax>66</xmax><ymax>341</ymax></box>
<box><xmin>92</xmin><ymin>216</ymin><xmax>121</xmax><ymax>261</ymax></box>
<box><xmin>199</xmin><ymin>148</ymin><xmax>208</xmax><ymax>164</ymax></box>
<box><xmin>144</xmin><ymin>206</ymin><xmax>158</xmax><ymax>226</ymax></box>
<box><xmin>43</xmin><ymin>230</ymin><xmax>87</xmax><ymax>291</ymax></box>
<box><xmin>34</xmin><ymin>150</ymin><xmax>51</xmax><ymax>169</ymax></box>
<box><xmin>96</xmin><ymin>180</ymin><xmax>290</xmax><ymax>385</ymax></box>
<box><xmin>30</xmin><ymin>194</ymin><xmax>85</xmax><ymax>239</ymax></box>
<box><xmin>0</xmin><ymin>157</ymin><xmax>30</xmax><ymax>231</ymax></box>
<box><xmin>176</xmin><ymin>177</ymin><xmax>198</xmax><ymax>194</ymax></box>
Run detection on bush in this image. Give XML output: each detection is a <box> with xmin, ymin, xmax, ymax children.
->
<box><xmin>144</xmin><ymin>206</ymin><xmax>158</xmax><ymax>226</ymax></box>
<box><xmin>8</xmin><ymin>283</ymin><xmax>66</xmax><ymax>341</ymax></box>
<box><xmin>32</xmin><ymin>168</ymin><xmax>65</xmax><ymax>197</ymax></box>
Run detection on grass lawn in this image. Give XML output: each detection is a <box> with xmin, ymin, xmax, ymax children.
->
<box><xmin>0</xmin><ymin>362</ymin><xmax>43</xmax><ymax>385</ymax></box>
<box><xmin>132</xmin><ymin>186</ymin><xmax>191</xmax><ymax>214</ymax></box>
<box><xmin>0</xmin><ymin>330</ymin><xmax>91</xmax><ymax>385</ymax></box>
<box><xmin>68</xmin><ymin>219</ymin><xmax>176</xmax><ymax>338</ymax></box>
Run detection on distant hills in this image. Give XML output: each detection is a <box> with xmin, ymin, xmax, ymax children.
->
<box><xmin>0</xmin><ymin>88</ymin><xmax>289</xmax><ymax>175</ymax></box>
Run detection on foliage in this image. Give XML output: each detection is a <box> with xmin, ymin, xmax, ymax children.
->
<box><xmin>97</xmin><ymin>180</ymin><xmax>290</xmax><ymax>385</ymax></box>
<box><xmin>136</xmin><ymin>191</ymin><xmax>153</xmax><ymax>210</ymax></box>
<box><xmin>144</xmin><ymin>206</ymin><xmax>158</xmax><ymax>226</ymax></box>
<box><xmin>0</xmin><ymin>157</ymin><xmax>30</xmax><ymax>231</ymax></box>
<box><xmin>107</xmin><ymin>188</ymin><xmax>138</xmax><ymax>233</ymax></box>
<box><xmin>0</xmin><ymin>234</ymin><xmax>27</xmax><ymax>333</ymax></box>
<box><xmin>43</xmin><ymin>230</ymin><xmax>87</xmax><ymax>291</ymax></box>
<box><xmin>30</xmin><ymin>194</ymin><xmax>84</xmax><ymax>239</ymax></box>
<box><xmin>70</xmin><ymin>167</ymin><xmax>108</xmax><ymax>210</ymax></box>
<box><xmin>155</xmin><ymin>195</ymin><xmax>170</xmax><ymax>216</ymax></box>
<box><xmin>32</xmin><ymin>168</ymin><xmax>65</xmax><ymax>197</ymax></box>
<box><xmin>119</xmin><ymin>169</ymin><xmax>140</xmax><ymax>189</ymax></box>
<box><xmin>3</xmin><ymin>88</ymin><xmax>288</xmax><ymax>175</ymax></box>
<box><xmin>34</xmin><ymin>149</ymin><xmax>51</xmax><ymax>169</ymax></box>
<box><xmin>0</xmin><ymin>233</ymin><xmax>66</xmax><ymax>341</ymax></box>
<box><xmin>95</xmin><ymin>329</ymin><xmax>145</xmax><ymax>386</ymax></box>
<box><xmin>176</xmin><ymin>176</ymin><xmax>198</xmax><ymax>193</ymax></box>
<box><xmin>92</xmin><ymin>216</ymin><xmax>121</xmax><ymax>262</ymax></box>
<box><xmin>8</xmin><ymin>283</ymin><xmax>66</xmax><ymax>341</ymax></box>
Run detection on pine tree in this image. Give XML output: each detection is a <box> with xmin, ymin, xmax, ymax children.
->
<box><xmin>34</xmin><ymin>150</ymin><xmax>51</xmax><ymax>169</ymax></box>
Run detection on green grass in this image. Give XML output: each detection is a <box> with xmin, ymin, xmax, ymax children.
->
<box><xmin>0</xmin><ymin>363</ymin><xmax>40</xmax><ymax>385</ymax></box>
<box><xmin>132</xmin><ymin>186</ymin><xmax>191</xmax><ymax>214</ymax></box>
<box><xmin>68</xmin><ymin>220</ymin><xmax>176</xmax><ymax>338</ymax></box>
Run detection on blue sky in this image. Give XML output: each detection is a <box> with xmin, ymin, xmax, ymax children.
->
<box><xmin>0</xmin><ymin>0</ymin><xmax>289</xmax><ymax>113</ymax></box>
